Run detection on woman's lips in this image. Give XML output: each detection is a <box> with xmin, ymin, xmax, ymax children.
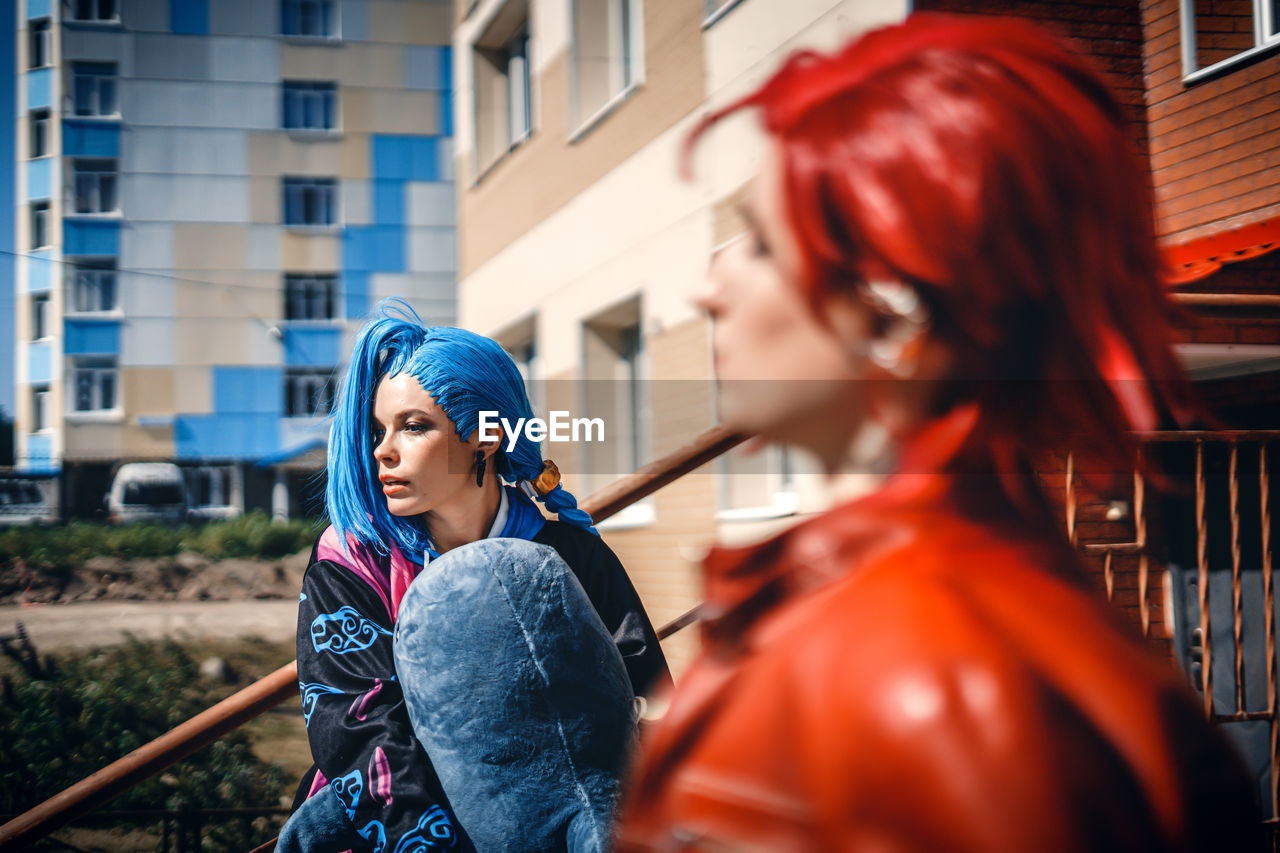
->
<box><xmin>380</xmin><ymin>476</ymin><xmax>408</xmax><ymax>495</ymax></box>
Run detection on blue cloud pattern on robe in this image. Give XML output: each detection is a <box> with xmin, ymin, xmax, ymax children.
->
<box><xmin>330</xmin><ymin>769</ymin><xmax>364</xmax><ymax>820</ymax></box>
<box><xmin>311</xmin><ymin>606</ymin><xmax>393</xmax><ymax>654</ymax></box>
<box><xmin>359</xmin><ymin>818</ymin><xmax>388</xmax><ymax>853</ymax></box>
<box><xmin>391</xmin><ymin>805</ymin><xmax>456</xmax><ymax>852</ymax></box>
<box><xmin>299</xmin><ymin>681</ymin><xmax>345</xmax><ymax>726</ymax></box>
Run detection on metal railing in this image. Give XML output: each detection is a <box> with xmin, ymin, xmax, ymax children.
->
<box><xmin>0</xmin><ymin>425</ymin><xmax>746</xmax><ymax>851</ymax></box>
<box><xmin>6</xmin><ymin>425</ymin><xmax>1278</xmax><ymax>849</ymax></box>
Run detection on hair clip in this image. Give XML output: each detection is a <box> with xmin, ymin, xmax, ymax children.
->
<box><xmin>519</xmin><ymin>460</ymin><xmax>561</xmax><ymax>500</ymax></box>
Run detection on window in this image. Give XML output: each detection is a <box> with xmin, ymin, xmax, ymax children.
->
<box><xmin>283</xmin><ymin>81</ymin><xmax>337</xmax><ymax>131</ymax></box>
<box><xmin>71</xmin><ymin>357</ymin><xmax>117</xmax><ymax>412</ymax></box>
<box><xmin>284</xmin><ymin>273</ymin><xmax>337</xmax><ymax>320</ymax></box>
<box><xmin>71</xmin><ymin>0</ymin><xmax>119</xmax><ymax>22</ymax></box>
<box><xmin>72</xmin><ymin>159</ymin><xmax>117</xmax><ymax>214</ymax></box>
<box><xmin>581</xmin><ymin>299</ymin><xmax>644</xmax><ymax>494</ymax></box>
<box><xmin>285</xmin><ymin>369</ymin><xmax>335</xmax><ymax>416</ymax></box>
<box><xmin>282</xmin><ymin>0</ymin><xmax>336</xmax><ymax>37</ymax></box>
<box><xmin>473</xmin><ymin>2</ymin><xmax>532</xmax><ymax>176</ymax></box>
<box><xmin>30</xmin><ymin>202</ymin><xmax>49</xmax><ymax>249</ymax></box>
<box><xmin>283</xmin><ymin>177</ymin><xmax>337</xmax><ymax>226</ymax></box>
<box><xmin>29</xmin><ymin>109</ymin><xmax>49</xmax><ymax>158</ymax></box>
<box><xmin>28</xmin><ymin>20</ymin><xmax>50</xmax><ymax>69</ymax></box>
<box><xmin>30</xmin><ymin>294</ymin><xmax>50</xmax><ymax>340</ymax></box>
<box><xmin>31</xmin><ymin>385</ymin><xmax>51</xmax><ymax>432</ymax></box>
<box><xmin>72</xmin><ymin>63</ymin><xmax>118</xmax><ymax>117</ymax></box>
<box><xmin>185</xmin><ymin>465</ymin><xmax>235</xmax><ymax>507</ymax></box>
<box><xmin>71</xmin><ymin>260</ymin><xmax>116</xmax><ymax>312</ymax></box>
<box><xmin>1181</xmin><ymin>0</ymin><xmax>1280</xmax><ymax>80</ymax></box>
<box><xmin>498</xmin><ymin>315</ymin><xmax>541</xmax><ymax>414</ymax></box>
<box><xmin>703</xmin><ymin>0</ymin><xmax>743</xmax><ymax>26</ymax></box>
<box><xmin>571</xmin><ymin>0</ymin><xmax>641</xmax><ymax>130</ymax></box>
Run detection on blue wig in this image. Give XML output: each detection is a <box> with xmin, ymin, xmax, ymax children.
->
<box><xmin>327</xmin><ymin>299</ymin><xmax>596</xmax><ymax>558</ymax></box>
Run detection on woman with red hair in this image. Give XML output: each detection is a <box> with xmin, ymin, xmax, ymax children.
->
<box><xmin>615</xmin><ymin>13</ymin><xmax>1260</xmax><ymax>852</ymax></box>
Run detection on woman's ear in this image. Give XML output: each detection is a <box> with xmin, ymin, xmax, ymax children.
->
<box><xmin>476</xmin><ymin>427</ymin><xmax>503</xmax><ymax>460</ymax></box>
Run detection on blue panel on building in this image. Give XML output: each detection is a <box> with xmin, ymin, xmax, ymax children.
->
<box><xmin>371</xmin><ymin>135</ymin><xmax>442</xmax><ymax>182</ymax></box>
<box><xmin>64</xmin><ymin>318</ymin><xmax>121</xmax><ymax>355</ymax></box>
<box><xmin>21</xmin><ymin>434</ymin><xmax>57</xmax><ymax>474</ymax></box>
<box><xmin>440</xmin><ymin>46</ymin><xmax>452</xmax><ymax>94</ymax></box>
<box><xmin>175</xmin><ymin>413</ymin><xmax>280</xmax><ymax>460</ymax></box>
<box><xmin>171</xmin><ymin>0</ymin><xmax>208</xmax><ymax>33</ymax></box>
<box><xmin>26</xmin><ymin>158</ymin><xmax>51</xmax><ymax>200</ymax></box>
<box><xmin>344</xmin><ymin>271</ymin><xmax>369</xmax><ymax>319</ymax></box>
<box><xmin>27</xmin><ymin>341</ymin><xmax>52</xmax><ymax>383</ymax></box>
<box><xmin>63</xmin><ymin>120</ymin><xmax>120</xmax><ymax>157</ymax></box>
<box><xmin>27</xmin><ymin>68</ymin><xmax>51</xmax><ymax>109</ymax></box>
<box><xmin>213</xmin><ymin>366</ymin><xmax>283</xmax><ymax>415</ymax></box>
<box><xmin>283</xmin><ymin>327</ymin><xmax>341</xmax><ymax>366</ymax></box>
<box><xmin>373</xmin><ymin>180</ymin><xmax>405</xmax><ymax>225</ymax></box>
<box><xmin>440</xmin><ymin>92</ymin><xmax>453</xmax><ymax>137</ymax></box>
<box><xmin>28</xmin><ymin>0</ymin><xmax>51</xmax><ymax>18</ymax></box>
<box><xmin>25</xmin><ymin>251</ymin><xmax>53</xmax><ymax>294</ymax></box>
<box><xmin>64</xmin><ymin>219</ymin><xmax>121</xmax><ymax>256</ymax></box>
<box><xmin>344</xmin><ymin>226</ymin><xmax>404</xmax><ymax>273</ymax></box>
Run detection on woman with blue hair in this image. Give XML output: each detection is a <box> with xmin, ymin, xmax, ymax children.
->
<box><xmin>280</xmin><ymin>300</ymin><xmax>671</xmax><ymax>853</ymax></box>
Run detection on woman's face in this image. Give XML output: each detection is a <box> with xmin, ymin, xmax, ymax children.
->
<box><xmin>372</xmin><ymin>372</ymin><xmax>477</xmax><ymax>518</ymax></box>
<box><xmin>693</xmin><ymin>141</ymin><xmax>873</xmax><ymax>463</ymax></box>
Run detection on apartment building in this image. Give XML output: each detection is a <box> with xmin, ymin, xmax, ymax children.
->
<box><xmin>451</xmin><ymin>0</ymin><xmax>909</xmax><ymax>676</ymax></box>
<box><xmin>13</xmin><ymin>0</ymin><xmax>456</xmax><ymax>518</ymax></box>
<box><xmin>451</xmin><ymin>0</ymin><xmax>1280</xmax><ymax>681</ymax></box>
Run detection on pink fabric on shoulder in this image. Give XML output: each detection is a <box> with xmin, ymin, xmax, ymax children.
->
<box><xmin>316</xmin><ymin>526</ymin><xmax>423</xmax><ymax>623</ymax></box>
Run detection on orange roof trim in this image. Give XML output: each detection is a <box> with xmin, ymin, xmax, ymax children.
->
<box><xmin>1164</xmin><ymin>219</ymin><xmax>1280</xmax><ymax>286</ymax></box>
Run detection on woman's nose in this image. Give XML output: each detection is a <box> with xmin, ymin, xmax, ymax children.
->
<box><xmin>696</xmin><ymin>233</ymin><xmax>745</xmax><ymax>314</ymax></box>
<box><xmin>374</xmin><ymin>434</ymin><xmax>395</xmax><ymax>463</ymax></box>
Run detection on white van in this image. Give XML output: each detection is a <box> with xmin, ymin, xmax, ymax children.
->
<box><xmin>0</xmin><ymin>478</ymin><xmax>55</xmax><ymax>527</ymax></box>
<box><xmin>107</xmin><ymin>463</ymin><xmax>188</xmax><ymax>524</ymax></box>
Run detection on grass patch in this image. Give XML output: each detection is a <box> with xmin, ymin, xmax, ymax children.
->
<box><xmin>0</xmin><ymin>512</ymin><xmax>321</xmax><ymax>571</ymax></box>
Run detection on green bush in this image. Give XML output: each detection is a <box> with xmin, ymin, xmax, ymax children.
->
<box><xmin>0</xmin><ymin>512</ymin><xmax>319</xmax><ymax>570</ymax></box>
<box><xmin>0</xmin><ymin>630</ymin><xmax>289</xmax><ymax>852</ymax></box>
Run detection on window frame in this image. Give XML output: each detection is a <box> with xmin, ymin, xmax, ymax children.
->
<box><xmin>283</xmin><ymin>273</ymin><xmax>338</xmax><ymax>321</ymax></box>
<box><xmin>282</xmin><ymin>80</ymin><xmax>339</xmax><ymax>132</ymax></box>
<box><xmin>1180</xmin><ymin>0</ymin><xmax>1280</xmax><ymax>82</ymax></box>
<box><xmin>284</xmin><ymin>368</ymin><xmax>336</xmax><ymax>417</ymax></box>
<box><xmin>28</xmin><ymin>19</ymin><xmax>51</xmax><ymax>70</ymax></box>
<box><xmin>30</xmin><ymin>293</ymin><xmax>51</xmax><ymax>341</ymax></box>
<box><xmin>69</xmin><ymin>0</ymin><xmax>120</xmax><ymax>24</ymax></box>
<box><xmin>30</xmin><ymin>202</ymin><xmax>50</xmax><ymax>249</ymax></box>
<box><xmin>69</xmin><ymin>259</ymin><xmax>118</xmax><ymax>313</ymax></box>
<box><xmin>69</xmin><ymin>357</ymin><xmax>119</xmax><ymax>414</ymax></box>
<box><xmin>70</xmin><ymin>158</ymin><xmax>118</xmax><ymax>215</ymax></box>
<box><xmin>281</xmin><ymin>0</ymin><xmax>340</xmax><ymax>39</ymax></box>
<box><xmin>469</xmin><ymin>0</ymin><xmax>534</xmax><ymax>182</ymax></box>
<box><xmin>567</xmin><ymin>0</ymin><xmax>644</xmax><ymax>139</ymax></box>
<box><xmin>71</xmin><ymin>62</ymin><xmax>119</xmax><ymax>118</ymax></box>
<box><xmin>702</xmin><ymin>0</ymin><xmax>745</xmax><ymax>29</ymax></box>
<box><xmin>31</xmin><ymin>385</ymin><xmax>52</xmax><ymax>432</ymax></box>
<box><xmin>29</xmin><ymin>109</ymin><xmax>50</xmax><ymax>158</ymax></box>
<box><xmin>282</xmin><ymin>176</ymin><xmax>338</xmax><ymax>227</ymax></box>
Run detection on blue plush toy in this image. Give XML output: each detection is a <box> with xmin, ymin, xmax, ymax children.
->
<box><xmin>394</xmin><ymin>538</ymin><xmax>636</xmax><ymax>853</ymax></box>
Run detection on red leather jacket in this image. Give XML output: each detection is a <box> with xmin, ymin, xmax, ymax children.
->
<box><xmin>615</xmin><ymin>474</ymin><xmax>1260</xmax><ymax>852</ymax></box>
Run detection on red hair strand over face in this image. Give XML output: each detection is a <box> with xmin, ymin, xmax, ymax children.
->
<box><xmin>684</xmin><ymin>12</ymin><xmax>1194</xmax><ymax>491</ymax></box>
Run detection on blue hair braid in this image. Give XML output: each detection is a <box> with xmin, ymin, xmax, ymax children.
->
<box><xmin>326</xmin><ymin>299</ymin><xmax>597</xmax><ymax>557</ymax></box>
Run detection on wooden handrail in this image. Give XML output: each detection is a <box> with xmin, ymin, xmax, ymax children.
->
<box><xmin>0</xmin><ymin>424</ymin><xmax>746</xmax><ymax>851</ymax></box>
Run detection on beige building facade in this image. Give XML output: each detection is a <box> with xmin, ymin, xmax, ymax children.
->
<box><xmin>452</xmin><ymin>0</ymin><xmax>908</xmax><ymax>675</ymax></box>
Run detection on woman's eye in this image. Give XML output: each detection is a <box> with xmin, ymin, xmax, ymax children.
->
<box><xmin>748</xmin><ymin>229</ymin><xmax>771</xmax><ymax>258</ymax></box>
<box><xmin>404</xmin><ymin>421</ymin><xmax>427</xmax><ymax>433</ymax></box>
<box><xmin>372</xmin><ymin>429</ymin><xmax>385</xmax><ymax>443</ymax></box>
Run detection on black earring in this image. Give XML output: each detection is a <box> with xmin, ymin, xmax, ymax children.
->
<box><xmin>475</xmin><ymin>451</ymin><xmax>486</xmax><ymax>487</ymax></box>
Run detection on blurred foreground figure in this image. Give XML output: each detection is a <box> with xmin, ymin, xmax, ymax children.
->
<box><xmin>615</xmin><ymin>13</ymin><xmax>1261</xmax><ymax>852</ymax></box>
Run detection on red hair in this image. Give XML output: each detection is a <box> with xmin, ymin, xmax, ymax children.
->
<box><xmin>687</xmin><ymin>13</ymin><xmax>1192</xmax><ymax>488</ymax></box>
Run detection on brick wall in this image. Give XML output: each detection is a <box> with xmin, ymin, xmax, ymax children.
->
<box><xmin>1173</xmin><ymin>250</ymin><xmax>1280</xmax><ymax>345</ymax></box>
<box><xmin>1144</xmin><ymin>0</ymin><xmax>1280</xmax><ymax>242</ymax></box>
<box><xmin>914</xmin><ymin>0</ymin><xmax>1150</xmax><ymax>155</ymax></box>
